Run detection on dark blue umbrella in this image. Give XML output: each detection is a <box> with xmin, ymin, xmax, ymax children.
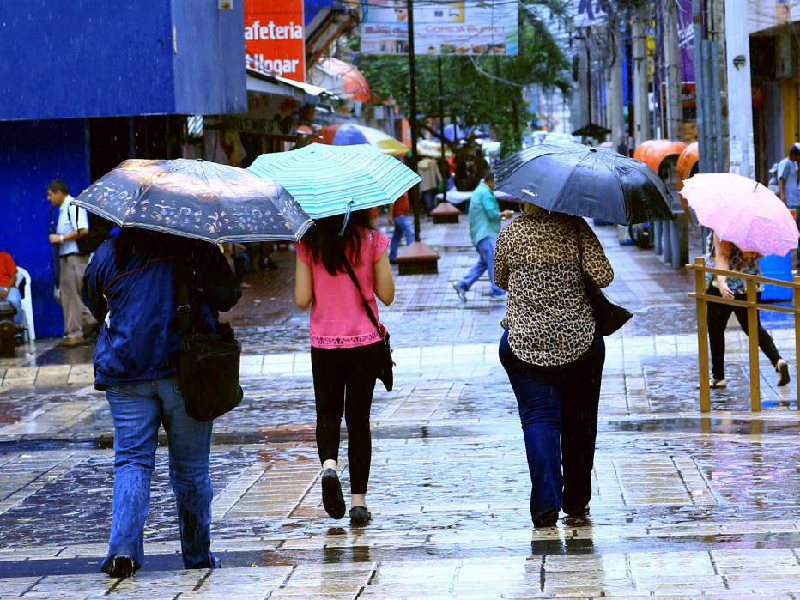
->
<box><xmin>495</xmin><ymin>144</ymin><xmax>675</xmax><ymax>225</ymax></box>
<box><xmin>72</xmin><ymin>159</ymin><xmax>313</xmax><ymax>244</ymax></box>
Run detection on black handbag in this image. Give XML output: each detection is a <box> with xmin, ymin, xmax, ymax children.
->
<box><xmin>575</xmin><ymin>222</ymin><xmax>632</xmax><ymax>336</ymax></box>
<box><xmin>342</xmin><ymin>257</ymin><xmax>394</xmax><ymax>392</ymax></box>
<box><xmin>176</xmin><ymin>259</ymin><xmax>243</xmax><ymax>421</ymax></box>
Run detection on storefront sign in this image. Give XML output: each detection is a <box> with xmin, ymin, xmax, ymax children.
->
<box><xmin>360</xmin><ymin>0</ymin><xmax>518</xmax><ymax>56</ymax></box>
<box><xmin>245</xmin><ymin>0</ymin><xmax>306</xmax><ymax>82</ymax></box>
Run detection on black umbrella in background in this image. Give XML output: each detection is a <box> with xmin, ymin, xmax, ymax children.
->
<box><xmin>495</xmin><ymin>144</ymin><xmax>675</xmax><ymax>225</ymax></box>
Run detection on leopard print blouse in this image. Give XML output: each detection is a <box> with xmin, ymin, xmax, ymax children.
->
<box><xmin>494</xmin><ymin>212</ymin><xmax>614</xmax><ymax>367</ymax></box>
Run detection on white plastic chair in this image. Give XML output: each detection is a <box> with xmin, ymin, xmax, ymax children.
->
<box><xmin>14</xmin><ymin>267</ymin><xmax>35</xmax><ymax>342</ymax></box>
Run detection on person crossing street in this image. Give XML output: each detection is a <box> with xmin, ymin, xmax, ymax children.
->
<box><xmin>453</xmin><ymin>172</ymin><xmax>512</xmax><ymax>302</ymax></box>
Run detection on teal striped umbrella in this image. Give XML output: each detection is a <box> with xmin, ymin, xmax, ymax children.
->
<box><xmin>247</xmin><ymin>143</ymin><xmax>421</xmax><ymax>220</ymax></box>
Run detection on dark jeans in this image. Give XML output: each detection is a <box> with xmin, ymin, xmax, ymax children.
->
<box><xmin>499</xmin><ymin>330</ymin><xmax>605</xmax><ymax>520</ymax></box>
<box><xmin>707</xmin><ymin>287</ymin><xmax>782</xmax><ymax>380</ymax></box>
<box><xmin>311</xmin><ymin>342</ymin><xmax>380</xmax><ymax>494</ymax></box>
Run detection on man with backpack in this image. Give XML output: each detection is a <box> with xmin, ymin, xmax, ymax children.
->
<box><xmin>47</xmin><ymin>179</ymin><xmax>99</xmax><ymax>346</ymax></box>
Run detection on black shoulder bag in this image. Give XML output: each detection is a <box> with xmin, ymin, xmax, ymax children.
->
<box><xmin>176</xmin><ymin>258</ymin><xmax>244</xmax><ymax>421</ymax></box>
<box><xmin>574</xmin><ymin>221</ymin><xmax>632</xmax><ymax>336</ymax></box>
<box><xmin>342</xmin><ymin>258</ymin><xmax>395</xmax><ymax>392</ymax></box>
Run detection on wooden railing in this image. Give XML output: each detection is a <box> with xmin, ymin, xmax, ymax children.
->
<box><xmin>686</xmin><ymin>257</ymin><xmax>800</xmax><ymax>412</ymax></box>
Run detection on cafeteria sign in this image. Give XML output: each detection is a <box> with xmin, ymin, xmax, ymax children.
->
<box><xmin>360</xmin><ymin>0</ymin><xmax>518</xmax><ymax>56</ymax></box>
<box><xmin>244</xmin><ymin>0</ymin><xmax>306</xmax><ymax>83</ymax></box>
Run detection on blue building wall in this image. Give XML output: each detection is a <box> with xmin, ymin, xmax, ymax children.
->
<box><xmin>172</xmin><ymin>0</ymin><xmax>247</xmax><ymax>115</ymax></box>
<box><xmin>0</xmin><ymin>0</ymin><xmax>246</xmax><ymax>120</ymax></box>
<box><xmin>0</xmin><ymin>120</ymin><xmax>91</xmax><ymax>339</ymax></box>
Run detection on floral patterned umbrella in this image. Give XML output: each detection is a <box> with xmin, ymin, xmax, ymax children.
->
<box><xmin>72</xmin><ymin>159</ymin><xmax>313</xmax><ymax>244</ymax></box>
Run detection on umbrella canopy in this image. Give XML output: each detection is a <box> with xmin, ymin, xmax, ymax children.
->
<box><xmin>320</xmin><ymin>124</ymin><xmax>409</xmax><ymax>156</ymax></box>
<box><xmin>495</xmin><ymin>144</ymin><xmax>675</xmax><ymax>225</ymax></box>
<box><xmin>681</xmin><ymin>173</ymin><xmax>799</xmax><ymax>256</ymax></box>
<box><xmin>248</xmin><ymin>143</ymin><xmax>421</xmax><ymax>220</ymax></box>
<box><xmin>72</xmin><ymin>159</ymin><xmax>313</xmax><ymax>244</ymax></box>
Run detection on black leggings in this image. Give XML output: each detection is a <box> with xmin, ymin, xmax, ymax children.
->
<box><xmin>311</xmin><ymin>342</ymin><xmax>380</xmax><ymax>495</ymax></box>
<box><xmin>706</xmin><ymin>287</ymin><xmax>782</xmax><ymax>380</ymax></box>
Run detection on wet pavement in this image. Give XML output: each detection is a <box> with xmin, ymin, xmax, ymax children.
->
<box><xmin>2</xmin><ymin>217</ymin><xmax>800</xmax><ymax>598</ymax></box>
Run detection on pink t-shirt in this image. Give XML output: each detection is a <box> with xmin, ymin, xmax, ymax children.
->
<box><xmin>295</xmin><ymin>229</ymin><xmax>390</xmax><ymax>349</ymax></box>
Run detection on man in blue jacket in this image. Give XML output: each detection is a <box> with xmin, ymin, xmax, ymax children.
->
<box><xmin>453</xmin><ymin>172</ymin><xmax>512</xmax><ymax>302</ymax></box>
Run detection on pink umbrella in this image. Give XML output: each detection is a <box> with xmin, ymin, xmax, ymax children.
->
<box><xmin>680</xmin><ymin>173</ymin><xmax>799</xmax><ymax>256</ymax></box>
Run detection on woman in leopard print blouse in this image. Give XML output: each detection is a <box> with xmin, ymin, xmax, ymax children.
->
<box><xmin>494</xmin><ymin>204</ymin><xmax>613</xmax><ymax>528</ymax></box>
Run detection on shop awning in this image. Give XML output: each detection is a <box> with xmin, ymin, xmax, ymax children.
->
<box><xmin>246</xmin><ymin>68</ymin><xmax>337</xmax><ymax>104</ymax></box>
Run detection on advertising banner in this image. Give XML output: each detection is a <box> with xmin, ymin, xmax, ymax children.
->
<box><xmin>573</xmin><ymin>0</ymin><xmax>607</xmax><ymax>28</ymax></box>
<box><xmin>245</xmin><ymin>0</ymin><xmax>306</xmax><ymax>83</ymax></box>
<box><xmin>360</xmin><ymin>0</ymin><xmax>518</xmax><ymax>56</ymax></box>
<box><xmin>675</xmin><ymin>0</ymin><xmax>694</xmax><ymax>82</ymax></box>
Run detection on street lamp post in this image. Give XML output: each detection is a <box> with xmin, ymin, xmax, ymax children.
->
<box><xmin>407</xmin><ymin>0</ymin><xmax>421</xmax><ymax>241</ymax></box>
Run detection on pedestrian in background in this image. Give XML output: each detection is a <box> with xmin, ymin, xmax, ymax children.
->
<box><xmin>704</xmin><ymin>231</ymin><xmax>790</xmax><ymax>389</ymax></box>
<box><xmin>453</xmin><ymin>171</ymin><xmax>512</xmax><ymax>302</ymax></box>
<box><xmin>417</xmin><ymin>156</ymin><xmax>442</xmax><ymax>213</ymax></box>
<box><xmin>0</xmin><ymin>250</ymin><xmax>23</xmax><ymax>327</ymax></box>
<box><xmin>84</xmin><ymin>229</ymin><xmax>241</xmax><ymax>578</ymax></box>
<box><xmin>46</xmin><ymin>179</ymin><xmax>98</xmax><ymax>346</ymax></box>
<box><xmin>294</xmin><ymin>210</ymin><xmax>394</xmax><ymax>525</ymax></box>
<box><xmin>494</xmin><ymin>204</ymin><xmax>613</xmax><ymax>527</ymax></box>
<box><xmin>778</xmin><ymin>144</ymin><xmax>800</xmax><ymax>268</ymax></box>
<box><xmin>388</xmin><ymin>191</ymin><xmax>414</xmax><ymax>263</ymax></box>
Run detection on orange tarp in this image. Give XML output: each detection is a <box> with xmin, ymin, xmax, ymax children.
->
<box><xmin>676</xmin><ymin>142</ymin><xmax>699</xmax><ymax>191</ymax></box>
<box><xmin>634</xmin><ymin>140</ymin><xmax>688</xmax><ymax>175</ymax></box>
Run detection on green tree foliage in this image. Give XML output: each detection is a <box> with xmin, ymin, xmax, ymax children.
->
<box><xmin>355</xmin><ymin>4</ymin><xmax>571</xmax><ymax>156</ymax></box>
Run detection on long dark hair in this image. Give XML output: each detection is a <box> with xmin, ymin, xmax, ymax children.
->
<box><xmin>113</xmin><ymin>228</ymin><xmax>188</xmax><ymax>270</ymax></box>
<box><xmin>305</xmin><ymin>210</ymin><xmax>375</xmax><ymax>275</ymax></box>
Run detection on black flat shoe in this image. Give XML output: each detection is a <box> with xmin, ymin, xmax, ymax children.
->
<box><xmin>532</xmin><ymin>508</ymin><xmax>560</xmax><ymax>529</ymax></box>
<box><xmin>103</xmin><ymin>555</ymin><xmax>135</xmax><ymax>579</ymax></box>
<box><xmin>349</xmin><ymin>506</ymin><xmax>372</xmax><ymax>525</ymax></box>
<box><xmin>777</xmin><ymin>360</ymin><xmax>791</xmax><ymax>387</ymax></box>
<box><xmin>321</xmin><ymin>468</ymin><xmax>346</xmax><ymax>519</ymax></box>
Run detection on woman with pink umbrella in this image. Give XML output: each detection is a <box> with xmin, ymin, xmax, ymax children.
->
<box><xmin>682</xmin><ymin>173</ymin><xmax>798</xmax><ymax>389</ymax></box>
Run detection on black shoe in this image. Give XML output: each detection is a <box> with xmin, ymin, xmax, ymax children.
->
<box><xmin>103</xmin><ymin>555</ymin><xmax>135</xmax><ymax>579</ymax></box>
<box><xmin>349</xmin><ymin>506</ymin><xmax>372</xmax><ymax>525</ymax></box>
<box><xmin>777</xmin><ymin>360</ymin><xmax>791</xmax><ymax>387</ymax></box>
<box><xmin>532</xmin><ymin>508</ymin><xmax>559</xmax><ymax>529</ymax></box>
<box><xmin>321</xmin><ymin>468</ymin><xmax>346</xmax><ymax>519</ymax></box>
<box><xmin>563</xmin><ymin>505</ymin><xmax>590</xmax><ymax>524</ymax></box>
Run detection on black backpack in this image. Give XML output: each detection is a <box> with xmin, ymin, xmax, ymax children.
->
<box><xmin>72</xmin><ymin>207</ymin><xmax>113</xmax><ymax>255</ymax></box>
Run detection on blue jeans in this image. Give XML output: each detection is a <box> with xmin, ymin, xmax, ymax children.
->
<box><xmin>103</xmin><ymin>379</ymin><xmax>217</xmax><ymax>573</ymax></box>
<box><xmin>1</xmin><ymin>287</ymin><xmax>22</xmax><ymax>325</ymax></box>
<box><xmin>458</xmin><ymin>236</ymin><xmax>504</xmax><ymax>296</ymax></box>
<box><xmin>389</xmin><ymin>215</ymin><xmax>415</xmax><ymax>261</ymax></box>
<box><xmin>499</xmin><ymin>330</ymin><xmax>605</xmax><ymax>520</ymax></box>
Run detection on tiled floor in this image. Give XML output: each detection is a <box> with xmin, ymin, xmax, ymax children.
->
<box><xmin>2</xmin><ymin>218</ymin><xmax>800</xmax><ymax>598</ymax></box>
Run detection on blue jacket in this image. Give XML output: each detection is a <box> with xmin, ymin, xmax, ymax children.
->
<box><xmin>469</xmin><ymin>181</ymin><xmax>501</xmax><ymax>246</ymax></box>
<box><xmin>84</xmin><ymin>238</ymin><xmax>241</xmax><ymax>389</ymax></box>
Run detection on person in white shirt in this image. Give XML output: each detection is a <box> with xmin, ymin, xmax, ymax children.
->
<box><xmin>46</xmin><ymin>179</ymin><xmax>98</xmax><ymax>346</ymax></box>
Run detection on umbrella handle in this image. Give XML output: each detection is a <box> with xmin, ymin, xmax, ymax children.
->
<box><xmin>339</xmin><ymin>199</ymin><xmax>355</xmax><ymax>237</ymax></box>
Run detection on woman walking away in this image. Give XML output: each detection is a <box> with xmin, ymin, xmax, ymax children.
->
<box><xmin>705</xmin><ymin>232</ymin><xmax>790</xmax><ymax>389</ymax></box>
<box><xmin>294</xmin><ymin>210</ymin><xmax>395</xmax><ymax>525</ymax></box>
<box><xmin>495</xmin><ymin>205</ymin><xmax>613</xmax><ymax>528</ymax></box>
<box><xmin>84</xmin><ymin>229</ymin><xmax>241</xmax><ymax>578</ymax></box>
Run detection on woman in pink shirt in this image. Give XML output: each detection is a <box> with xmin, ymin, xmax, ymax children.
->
<box><xmin>294</xmin><ymin>210</ymin><xmax>395</xmax><ymax>524</ymax></box>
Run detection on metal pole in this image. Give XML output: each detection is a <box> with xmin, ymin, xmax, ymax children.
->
<box><xmin>701</xmin><ymin>41</ymin><xmax>715</xmax><ymax>172</ymax></box>
<box><xmin>693</xmin><ymin>0</ymin><xmax>708</xmax><ymax>173</ymax></box>
<box><xmin>438</xmin><ymin>54</ymin><xmax>447</xmax><ymax>206</ymax></box>
<box><xmin>746</xmin><ymin>278</ymin><xmax>761</xmax><ymax>412</ymax></box>
<box><xmin>710</xmin><ymin>41</ymin><xmax>725</xmax><ymax>173</ymax></box>
<box><xmin>408</xmin><ymin>0</ymin><xmax>421</xmax><ymax>241</ymax></box>
<box><xmin>586</xmin><ymin>44</ymin><xmax>592</xmax><ymax>125</ymax></box>
<box><xmin>694</xmin><ymin>257</ymin><xmax>711</xmax><ymax>412</ymax></box>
